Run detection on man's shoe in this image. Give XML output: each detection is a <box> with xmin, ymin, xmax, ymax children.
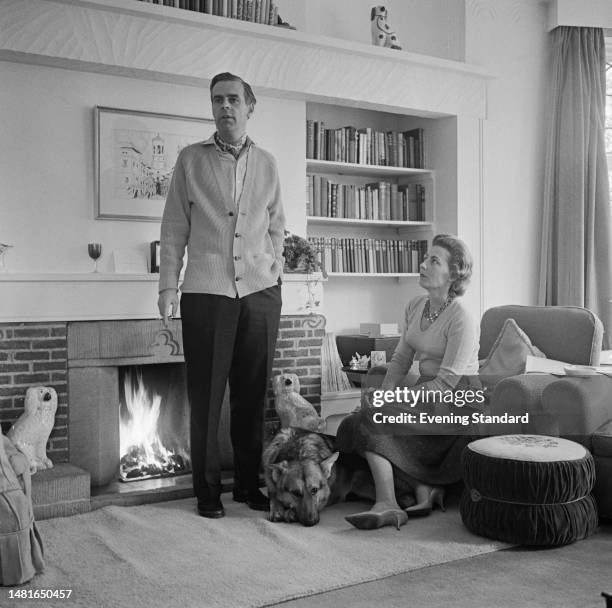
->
<box><xmin>232</xmin><ymin>488</ymin><xmax>269</xmax><ymax>511</ymax></box>
<box><xmin>197</xmin><ymin>499</ymin><xmax>225</xmax><ymax>518</ymax></box>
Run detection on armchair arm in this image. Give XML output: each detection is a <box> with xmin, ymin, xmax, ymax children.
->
<box><xmin>490</xmin><ymin>374</ymin><xmax>560</xmax><ymax>416</ymax></box>
<box><xmin>541</xmin><ymin>375</ymin><xmax>612</xmax><ymax>448</ymax></box>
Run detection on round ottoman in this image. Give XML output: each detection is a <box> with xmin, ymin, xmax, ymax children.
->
<box><xmin>460</xmin><ymin>435</ymin><xmax>598</xmax><ymax>546</ymax></box>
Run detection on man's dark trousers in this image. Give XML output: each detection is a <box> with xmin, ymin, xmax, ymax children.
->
<box><xmin>180</xmin><ymin>285</ymin><xmax>281</xmax><ymax>503</ymax></box>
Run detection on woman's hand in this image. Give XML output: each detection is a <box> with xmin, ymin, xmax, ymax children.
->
<box><xmin>358</xmin><ymin>387</ymin><xmax>377</xmax><ymax>411</ymax></box>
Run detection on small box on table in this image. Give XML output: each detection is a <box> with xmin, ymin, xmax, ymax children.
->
<box><xmin>335</xmin><ymin>335</ymin><xmax>400</xmax><ymax>368</ymax></box>
<box><xmin>359</xmin><ymin>323</ymin><xmax>399</xmax><ymax>338</ymax></box>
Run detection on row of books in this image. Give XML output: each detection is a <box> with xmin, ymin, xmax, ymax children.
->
<box><xmin>306</xmin><ymin>121</ymin><xmax>424</xmax><ymax>168</ymax></box>
<box><xmin>308</xmin><ymin>237</ymin><xmax>428</xmax><ymax>275</ymax></box>
<box><xmin>137</xmin><ymin>0</ymin><xmax>279</xmax><ymax>24</ymax></box>
<box><xmin>307</xmin><ymin>176</ymin><xmax>426</xmax><ymax>222</ymax></box>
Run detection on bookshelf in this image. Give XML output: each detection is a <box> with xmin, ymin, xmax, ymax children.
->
<box><xmin>305</xmin><ymin>104</ymin><xmax>435</xmax><ymax>279</ymax></box>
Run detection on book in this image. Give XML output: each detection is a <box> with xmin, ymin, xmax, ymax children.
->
<box><xmin>524</xmin><ymin>355</ymin><xmax>612</xmax><ymax>376</ymax></box>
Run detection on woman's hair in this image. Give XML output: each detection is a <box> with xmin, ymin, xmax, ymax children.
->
<box><xmin>432</xmin><ymin>234</ymin><xmax>473</xmax><ymax>298</ymax></box>
<box><xmin>209</xmin><ymin>72</ymin><xmax>257</xmax><ymax>110</ymax></box>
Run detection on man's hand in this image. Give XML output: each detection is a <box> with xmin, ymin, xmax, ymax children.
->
<box><xmin>158</xmin><ymin>289</ymin><xmax>178</xmax><ymax>325</ymax></box>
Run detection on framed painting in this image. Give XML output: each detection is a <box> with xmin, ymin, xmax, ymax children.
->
<box><xmin>95</xmin><ymin>106</ymin><xmax>215</xmax><ymax>221</ymax></box>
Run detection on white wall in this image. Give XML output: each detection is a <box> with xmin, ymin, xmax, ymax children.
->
<box><xmin>465</xmin><ymin>0</ymin><xmax>550</xmax><ymax>309</ymax></box>
<box><xmin>0</xmin><ymin>61</ymin><xmax>305</xmax><ymax>274</ymax></box>
<box><xmin>279</xmin><ymin>0</ymin><xmax>465</xmax><ymax>61</ymax></box>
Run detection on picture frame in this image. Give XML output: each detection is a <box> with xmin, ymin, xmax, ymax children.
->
<box><xmin>94</xmin><ymin>106</ymin><xmax>215</xmax><ymax>221</ymax></box>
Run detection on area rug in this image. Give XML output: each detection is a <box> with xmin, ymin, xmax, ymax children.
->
<box><xmin>5</xmin><ymin>498</ymin><xmax>509</xmax><ymax>608</ymax></box>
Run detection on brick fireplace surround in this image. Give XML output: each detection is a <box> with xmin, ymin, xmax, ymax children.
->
<box><xmin>0</xmin><ymin>315</ymin><xmax>325</xmax><ymax>489</ymax></box>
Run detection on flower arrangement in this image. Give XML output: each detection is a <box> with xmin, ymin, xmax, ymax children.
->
<box><xmin>282</xmin><ymin>231</ymin><xmax>317</xmax><ymax>273</ymax></box>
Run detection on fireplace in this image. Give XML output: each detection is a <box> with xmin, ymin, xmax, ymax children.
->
<box><xmin>66</xmin><ymin>316</ymin><xmax>325</xmax><ymax>487</ymax></box>
<box><xmin>118</xmin><ymin>364</ymin><xmax>190</xmax><ymax>481</ymax></box>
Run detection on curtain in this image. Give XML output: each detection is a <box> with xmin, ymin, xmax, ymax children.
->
<box><xmin>539</xmin><ymin>27</ymin><xmax>612</xmax><ymax>349</ymax></box>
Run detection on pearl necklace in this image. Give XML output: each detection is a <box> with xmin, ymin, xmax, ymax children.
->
<box><xmin>423</xmin><ymin>297</ymin><xmax>452</xmax><ymax>323</ymax></box>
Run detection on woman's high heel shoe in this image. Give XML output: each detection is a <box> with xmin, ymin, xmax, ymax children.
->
<box><xmin>403</xmin><ymin>487</ymin><xmax>446</xmax><ymax>518</ymax></box>
<box><xmin>345</xmin><ymin>508</ymin><xmax>408</xmax><ymax>531</ymax></box>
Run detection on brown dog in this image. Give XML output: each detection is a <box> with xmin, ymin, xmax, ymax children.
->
<box><xmin>263</xmin><ymin>427</ymin><xmax>359</xmax><ymax>526</ymax></box>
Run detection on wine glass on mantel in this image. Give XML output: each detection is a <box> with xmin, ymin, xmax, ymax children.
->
<box><xmin>87</xmin><ymin>243</ymin><xmax>103</xmax><ymax>273</ymax></box>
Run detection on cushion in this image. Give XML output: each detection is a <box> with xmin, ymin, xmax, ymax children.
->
<box><xmin>478</xmin><ymin>318</ymin><xmax>546</xmax><ymax>389</ymax></box>
<box><xmin>460</xmin><ymin>435</ymin><xmax>598</xmax><ymax>546</ymax></box>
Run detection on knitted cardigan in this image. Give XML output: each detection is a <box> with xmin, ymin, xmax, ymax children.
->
<box><xmin>159</xmin><ymin>140</ymin><xmax>286</xmax><ymax>298</ymax></box>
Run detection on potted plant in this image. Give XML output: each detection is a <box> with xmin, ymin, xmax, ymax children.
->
<box><xmin>282</xmin><ymin>231</ymin><xmax>318</xmax><ymax>273</ymax></box>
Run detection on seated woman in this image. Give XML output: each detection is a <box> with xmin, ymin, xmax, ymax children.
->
<box><xmin>336</xmin><ymin>234</ymin><xmax>480</xmax><ymax>530</ymax></box>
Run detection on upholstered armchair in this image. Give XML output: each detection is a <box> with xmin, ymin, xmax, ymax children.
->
<box><xmin>483</xmin><ymin>305</ymin><xmax>604</xmax><ymax>436</ymax></box>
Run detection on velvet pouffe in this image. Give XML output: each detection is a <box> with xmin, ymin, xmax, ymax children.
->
<box><xmin>460</xmin><ymin>435</ymin><xmax>598</xmax><ymax>546</ymax></box>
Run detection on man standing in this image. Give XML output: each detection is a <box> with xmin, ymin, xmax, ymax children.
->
<box><xmin>158</xmin><ymin>73</ymin><xmax>285</xmax><ymax>518</ymax></box>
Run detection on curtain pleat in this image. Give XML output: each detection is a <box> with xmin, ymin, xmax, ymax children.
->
<box><xmin>539</xmin><ymin>27</ymin><xmax>612</xmax><ymax>348</ymax></box>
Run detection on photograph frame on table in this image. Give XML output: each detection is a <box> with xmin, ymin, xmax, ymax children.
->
<box><xmin>94</xmin><ymin>106</ymin><xmax>215</xmax><ymax>221</ymax></box>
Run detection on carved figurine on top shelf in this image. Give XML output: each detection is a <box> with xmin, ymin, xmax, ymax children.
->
<box><xmin>370</xmin><ymin>6</ymin><xmax>402</xmax><ymax>50</ymax></box>
<box><xmin>8</xmin><ymin>386</ymin><xmax>58</xmax><ymax>473</ymax></box>
<box><xmin>350</xmin><ymin>352</ymin><xmax>370</xmax><ymax>371</ymax></box>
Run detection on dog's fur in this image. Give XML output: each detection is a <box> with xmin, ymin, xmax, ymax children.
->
<box><xmin>370</xmin><ymin>5</ymin><xmax>402</xmax><ymax>50</ymax></box>
<box><xmin>8</xmin><ymin>386</ymin><xmax>57</xmax><ymax>472</ymax></box>
<box><xmin>263</xmin><ymin>427</ymin><xmax>363</xmax><ymax>526</ymax></box>
<box><xmin>273</xmin><ymin>373</ymin><xmax>326</xmax><ymax>433</ymax></box>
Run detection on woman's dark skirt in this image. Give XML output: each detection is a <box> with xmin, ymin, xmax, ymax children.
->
<box><xmin>335</xmin><ymin>382</ymin><xmax>478</xmax><ymax>486</ymax></box>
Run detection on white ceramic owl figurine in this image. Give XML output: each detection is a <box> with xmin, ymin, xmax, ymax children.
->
<box><xmin>8</xmin><ymin>386</ymin><xmax>58</xmax><ymax>472</ymax></box>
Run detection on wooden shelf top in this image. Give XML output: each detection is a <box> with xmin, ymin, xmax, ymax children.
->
<box><xmin>306</xmin><ymin>159</ymin><xmax>433</xmax><ymax>177</ymax></box>
<box><xmin>327</xmin><ymin>272</ymin><xmax>419</xmax><ymax>278</ymax></box>
<box><xmin>307</xmin><ymin>216</ymin><xmax>431</xmax><ymax>228</ymax></box>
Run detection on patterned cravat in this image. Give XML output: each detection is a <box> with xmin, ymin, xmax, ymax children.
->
<box><xmin>214</xmin><ymin>132</ymin><xmax>247</xmax><ymax>159</ymax></box>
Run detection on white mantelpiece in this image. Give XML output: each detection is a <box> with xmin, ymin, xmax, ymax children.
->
<box><xmin>0</xmin><ymin>272</ymin><xmax>323</xmax><ymax>322</ymax></box>
<box><xmin>0</xmin><ymin>0</ymin><xmax>490</xmax><ymax>119</ymax></box>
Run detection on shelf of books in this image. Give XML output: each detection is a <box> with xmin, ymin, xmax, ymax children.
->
<box><xmin>327</xmin><ymin>272</ymin><xmax>419</xmax><ymax>278</ymax></box>
<box><xmin>135</xmin><ymin>0</ymin><xmax>283</xmax><ymax>26</ymax></box>
<box><xmin>306</xmin><ymin>121</ymin><xmax>425</xmax><ymax>169</ymax></box>
<box><xmin>306</xmin><ymin>174</ymin><xmax>429</xmax><ymax>222</ymax></box>
<box><xmin>308</xmin><ymin>236</ymin><xmax>427</xmax><ymax>277</ymax></box>
<box><xmin>307</xmin><ymin>217</ymin><xmax>431</xmax><ymax>228</ymax></box>
<box><xmin>305</xmin><ymin>108</ymin><xmax>434</xmax><ymax>281</ymax></box>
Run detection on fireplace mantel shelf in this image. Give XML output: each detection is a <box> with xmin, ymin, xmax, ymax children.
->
<box><xmin>0</xmin><ymin>272</ymin><xmax>325</xmax><ymax>283</ymax></box>
<box><xmin>0</xmin><ymin>272</ymin><xmax>325</xmax><ymax>322</ymax></box>
<box><xmin>0</xmin><ymin>273</ymin><xmax>159</xmax><ymax>282</ymax></box>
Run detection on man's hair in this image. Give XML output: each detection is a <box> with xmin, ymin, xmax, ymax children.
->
<box><xmin>432</xmin><ymin>233</ymin><xmax>473</xmax><ymax>298</ymax></box>
<box><xmin>210</xmin><ymin>72</ymin><xmax>257</xmax><ymax>109</ymax></box>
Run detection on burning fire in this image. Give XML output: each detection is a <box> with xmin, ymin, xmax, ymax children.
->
<box><xmin>119</xmin><ymin>369</ymin><xmax>189</xmax><ymax>481</ymax></box>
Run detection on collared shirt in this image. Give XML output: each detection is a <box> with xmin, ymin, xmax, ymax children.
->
<box><xmin>159</xmin><ymin>136</ymin><xmax>286</xmax><ymax>298</ymax></box>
